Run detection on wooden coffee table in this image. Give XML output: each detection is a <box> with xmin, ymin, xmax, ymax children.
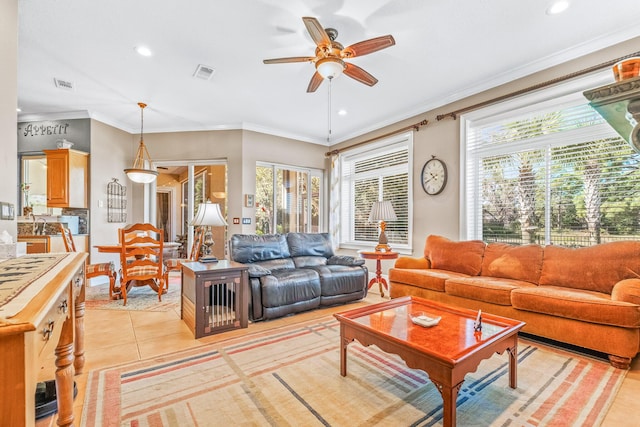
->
<box><xmin>334</xmin><ymin>296</ymin><xmax>525</xmax><ymax>427</ymax></box>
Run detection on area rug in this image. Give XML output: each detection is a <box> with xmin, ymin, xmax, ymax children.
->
<box><xmin>81</xmin><ymin>316</ymin><xmax>626</xmax><ymax>427</ymax></box>
<box><xmin>84</xmin><ymin>276</ymin><xmax>180</xmax><ymax>312</ymax></box>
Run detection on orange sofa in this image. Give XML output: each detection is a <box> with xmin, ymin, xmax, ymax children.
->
<box><xmin>389</xmin><ymin>235</ymin><xmax>640</xmax><ymax>368</ymax></box>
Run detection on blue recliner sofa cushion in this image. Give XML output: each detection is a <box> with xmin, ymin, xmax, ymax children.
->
<box><xmin>230</xmin><ymin>234</ymin><xmax>290</xmax><ymax>263</ymax></box>
<box><xmin>287</xmin><ymin>233</ymin><xmax>334</xmax><ymax>258</ymax></box>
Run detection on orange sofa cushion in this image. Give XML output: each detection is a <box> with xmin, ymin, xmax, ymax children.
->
<box><xmin>389</xmin><ymin>268</ymin><xmax>469</xmax><ymax>292</ymax></box>
<box><xmin>424</xmin><ymin>235</ymin><xmax>486</xmax><ymax>276</ymax></box>
<box><xmin>445</xmin><ymin>276</ymin><xmax>537</xmax><ymax>306</ymax></box>
<box><xmin>480</xmin><ymin>243</ymin><xmax>543</xmax><ymax>284</ymax></box>
<box><xmin>612</xmin><ymin>279</ymin><xmax>640</xmax><ymax>305</ymax></box>
<box><xmin>539</xmin><ymin>241</ymin><xmax>640</xmax><ymax>294</ymax></box>
<box><xmin>512</xmin><ymin>286</ymin><xmax>640</xmax><ymax>328</ymax></box>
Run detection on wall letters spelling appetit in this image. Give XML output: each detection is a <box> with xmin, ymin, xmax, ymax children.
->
<box><xmin>22</xmin><ymin>122</ymin><xmax>70</xmax><ymax>137</ymax></box>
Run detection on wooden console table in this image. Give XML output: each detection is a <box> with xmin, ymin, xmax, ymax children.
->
<box><xmin>0</xmin><ymin>252</ymin><xmax>87</xmax><ymax>427</ymax></box>
<box><xmin>181</xmin><ymin>260</ymin><xmax>248</xmax><ymax>338</ymax></box>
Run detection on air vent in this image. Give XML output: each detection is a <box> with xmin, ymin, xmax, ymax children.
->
<box><xmin>54</xmin><ymin>78</ymin><xmax>74</xmax><ymax>90</ymax></box>
<box><xmin>193</xmin><ymin>64</ymin><xmax>216</xmax><ymax>81</ymax></box>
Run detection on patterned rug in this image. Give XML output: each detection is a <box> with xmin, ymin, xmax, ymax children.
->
<box><xmin>85</xmin><ymin>276</ymin><xmax>180</xmax><ymax>312</ymax></box>
<box><xmin>81</xmin><ymin>316</ymin><xmax>626</xmax><ymax>426</ymax></box>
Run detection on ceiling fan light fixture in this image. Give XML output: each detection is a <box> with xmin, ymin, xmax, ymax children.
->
<box><xmin>316</xmin><ymin>57</ymin><xmax>345</xmax><ymax>79</ymax></box>
<box><xmin>124</xmin><ymin>102</ymin><xmax>158</xmax><ymax>184</ymax></box>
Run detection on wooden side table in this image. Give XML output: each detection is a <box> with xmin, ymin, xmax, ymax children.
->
<box><xmin>359</xmin><ymin>250</ymin><xmax>399</xmax><ymax>297</ymax></box>
<box><xmin>180</xmin><ymin>260</ymin><xmax>249</xmax><ymax>338</ymax></box>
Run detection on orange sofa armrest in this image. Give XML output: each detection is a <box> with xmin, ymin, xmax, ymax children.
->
<box><xmin>394</xmin><ymin>256</ymin><xmax>430</xmax><ymax>269</ymax></box>
<box><xmin>612</xmin><ymin>279</ymin><xmax>640</xmax><ymax>305</ymax></box>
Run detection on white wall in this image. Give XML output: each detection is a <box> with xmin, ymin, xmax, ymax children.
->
<box><xmin>88</xmin><ymin>119</ymin><xmax>134</xmax><ymax>266</ymax></box>
<box><xmin>0</xmin><ymin>0</ymin><xmax>18</xmax><ymax>239</ymax></box>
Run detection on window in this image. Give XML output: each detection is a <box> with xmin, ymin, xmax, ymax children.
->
<box><xmin>255</xmin><ymin>163</ymin><xmax>322</xmax><ymax>234</ymax></box>
<box><xmin>21</xmin><ymin>155</ymin><xmax>49</xmax><ymax>215</ymax></box>
<box><xmin>338</xmin><ymin>133</ymin><xmax>412</xmax><ymax>250</ymax></box>
<box><xmin>462</xmin><ymin>74</ymin><xmax>640</xmax><ymax>247</ymax></box>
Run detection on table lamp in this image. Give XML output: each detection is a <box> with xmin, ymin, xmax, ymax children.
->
<box><xmin>368</xmin><ymin>201</ymin><xmax>397</xmax><ymax>252</ymax></box>
<box><xmin>190</xmin><ymin>201</ymin><xmax>227</xmax><ymax>262</ymax></box>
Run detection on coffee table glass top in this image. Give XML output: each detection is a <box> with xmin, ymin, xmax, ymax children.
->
<box><xmin>338</xmin><ymin>296</ymin><xmax>523</xmax><ymax>362</ymax></box>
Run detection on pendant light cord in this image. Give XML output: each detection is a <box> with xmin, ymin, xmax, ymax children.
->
<box><xmin>139</xmin><ymin>102</ymin><xmax>146</xmax><ymax>139</ymax></box>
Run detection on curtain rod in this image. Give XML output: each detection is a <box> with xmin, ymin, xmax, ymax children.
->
<box><xmin>325</xmin><ymin>119</ymin><xmax>428</xmax><ymax>157</ymax></box>
<box><xmin>436</xmin><ymin>50</ymin><xmax>640</xmax><ymax>121</ymax></box>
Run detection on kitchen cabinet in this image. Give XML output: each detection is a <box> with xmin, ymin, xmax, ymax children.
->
<box><xmin>18</xmin><ymin>235</ymin><xmax>50</xmax><ymax>254</ymax></box>
<box><xmin>43</xmin><ymin>149</ymin><xmax>89</xmax><ymax>208</ymax></box>
<box><xmin>17</xmin><ymin>235</ymin><xmax>87</xmax><ymax>255</ymax></box>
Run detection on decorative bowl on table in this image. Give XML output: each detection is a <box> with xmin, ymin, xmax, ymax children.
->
<box><xmin>410</xmin><ymin>312</ymin><xmax>441</xmax><ymax>327</ymax></box>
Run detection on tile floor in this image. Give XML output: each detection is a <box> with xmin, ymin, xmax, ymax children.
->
<box><xmin>37</xmin><ymin>276</ymin><xmax>640</xmax><ymax>426</ymax></box>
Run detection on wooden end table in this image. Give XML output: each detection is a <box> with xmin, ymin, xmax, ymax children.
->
<box><xmin>180</xmin><ymin>260</ymin><xmax>249</xmax><ymax>338</ymax></box>
<box><xmin>334</xmin><ymin>297</ymin><xmax>525</xmax><ymax>427</ymax></box>
<box><xmin>358</xmin><ymin>250</ymin><xmax>398</xmax><ymax>297</ymax></box>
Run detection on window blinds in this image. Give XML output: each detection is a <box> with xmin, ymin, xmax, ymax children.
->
<box><xmin>340</xmin><ymin>137</ymin><xmax>411</xmax><ymax>247</ymax></box>
<box><xmin>465</xmin><ymin>94</ymin><xmax>640</xmax><ymax>246</ymax></box>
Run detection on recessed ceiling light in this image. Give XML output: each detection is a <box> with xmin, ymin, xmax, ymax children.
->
<box><xmin>134</xmin><ymin>45</ymin><xmax>153</xmax><ymax>57</ymax></box>
<box><xmin>16</xmin><ymin>107</ymin><xmax>21</xmax><ymax>112</ymax></box>
<box><xmin>338</xmin><ymin>109</ymin><xmax>347</xmax><ymax>116</ymax></box>
<box><xmin>546</xmin><ymin>1</ymin><xmax>569</xmax><ymax>15</ymax></box>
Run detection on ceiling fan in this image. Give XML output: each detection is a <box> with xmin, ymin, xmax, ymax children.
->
<box><xmin>263</xmin><ymin>17</ymin><xmax>395</xmax><ymax>93</ymax></box>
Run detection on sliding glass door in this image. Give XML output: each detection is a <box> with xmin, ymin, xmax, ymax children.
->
<box><xmin>154</xmin><ymin>161</ymin><xmax>227</xmax><ymax>259</ymax></box>
<box><xmin>256</xmin><ymin>163</ymin><xmax>322</xmax><ymax>235</ymax></box>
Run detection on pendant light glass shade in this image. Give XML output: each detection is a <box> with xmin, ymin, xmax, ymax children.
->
<box><xmin>124</xmin><ymin>102</ymin><xmax>158</xmax><ymax>183</ymax></box>
<box><xmin>316</xmin><ymin>57</ymin><xmax>345</xmax><ymax>79</ymax></box>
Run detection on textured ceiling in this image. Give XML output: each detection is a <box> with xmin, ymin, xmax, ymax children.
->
<box><xmin>16</xmin><ymin>0</ymin><xmax>640</xmax><ymax>145</ymax></box>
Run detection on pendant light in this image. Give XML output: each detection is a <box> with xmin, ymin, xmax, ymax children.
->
<box><xmin>124</xmin><ymin>102</ymin><xmax>158</xmax><ymax>184</ymax></box>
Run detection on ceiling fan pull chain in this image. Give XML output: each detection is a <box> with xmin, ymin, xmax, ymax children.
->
<box><xmin>327</xmin><ymin>77</ymin><xmax>332</xmax><ymax>143</ymax></box>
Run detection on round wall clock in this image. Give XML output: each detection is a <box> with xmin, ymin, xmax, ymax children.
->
<box><xmin>421</xmin><ymin>156</ymin><xmax>448</xmax><ymax>195</ymax></box>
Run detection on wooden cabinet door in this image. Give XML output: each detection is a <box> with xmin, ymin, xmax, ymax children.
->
<box><xmin>46</xmin><ymin>150</ymin><xmax>69</xmax><ymax>206</ymax></box>
<box><xmin>44</xmin><ymin>149</ymin><xmax>88</xmax><ymax>208</ymax></box>
<box><xmin>19</xmin><ymin>236</ymin><xmax>50</xmax><ymax>253</ymax></box>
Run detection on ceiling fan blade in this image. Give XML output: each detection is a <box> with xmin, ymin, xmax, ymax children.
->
<box><xmin>302</xmin><ymin>16</ymin><xmax>331</xmax><ymax>47</ymax></box>
<box><xmin>342</xmin><ymin>35</ymin><xmax>396</xmax><ymax>58</ymax></box>
<box><xmin>344</xmin><ymin>63</ymin><xmax>378</xmax><ymax>86</ymax></box>
<box><xmin>306</xmin><ymin>71</ymin><xmax>324</xmax><ymax>93</ymax></box>
<box><xmin>263</xmin><ymin>56</ymin><xmax>316</xmax><ymax>64</ymax></box>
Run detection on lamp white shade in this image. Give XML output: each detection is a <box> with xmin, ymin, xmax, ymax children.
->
<box><xmin>190</xmin><ymin>201</ymin><xmax>228</xmax><ymax>227</ymax></box>
<box><xmin>368</xmin><ymin>201</ymin><xmax>397</xmax><ymax>222</ymax></box>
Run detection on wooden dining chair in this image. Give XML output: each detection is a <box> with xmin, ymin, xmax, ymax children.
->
<box><xmin>163</xmin><ymin>226</ymin><xmax>204</xmax><ymax>285</ymax></box>
<box><xmin>119</xmin><ymin>223</ymin><xmax>165</xmax><ymax>306</ymax></box>
<box><xmin>59</xmin><ymin>224</ymin><xmax>117</xmax><ymax>298</ymax></box>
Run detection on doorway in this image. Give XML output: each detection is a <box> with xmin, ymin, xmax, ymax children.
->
<box><xmin>154</xmin><ymin>161</ymin><xmax>227</xmax><ymax>260</ymax></box>
<box><xmin>156</xmin><ymin>189</ymin><xmax>173</xmax><ymax>242</ymax></box>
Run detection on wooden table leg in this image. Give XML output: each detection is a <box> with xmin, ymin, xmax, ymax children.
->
<box><xmin>366</xmin><ymin>258</ymin><xmax>389</xmax><ymax>297</ymax></box>
<box><xmin>55</xmin><ymin>316</ymin><xmax>76</xmax><ymax>427</ymax></box>
<box><xmin>73</xmin><ymin>284</ymin><xmax>85</xmax><ymax>374</ymax></box>
<box><xmin>340</xmin><ymin>325</ymin><xmax>348</xmax><ymax>377</ymax></box>
<box><xmin>432</xmin><ymin>379</ymin><xmax>462</xmax><ymax>427</ymax></box>
<box><xmin>507</xmin><ymin>338</ymin><xmax>518</xmax><ymax>389</ymax></box>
